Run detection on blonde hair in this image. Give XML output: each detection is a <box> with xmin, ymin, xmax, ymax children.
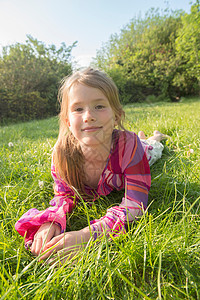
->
<box><xmin>54</xmin><ymin>68</ymin><xmax>125</xmax><ymax>198</ymax></box>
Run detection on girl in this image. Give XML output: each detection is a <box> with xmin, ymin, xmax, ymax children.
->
<box><xmin>15</xmin><ymin>68</ymin><xmax>165</xmax><ymax>261</ymax></box>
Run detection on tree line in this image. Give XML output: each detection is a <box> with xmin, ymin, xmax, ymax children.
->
<box><xmin>0</xmin><ymin>35</ymin><xmax>77</xmax><ymax>122</ymax></box>
<box><xmin>94</xmin><ymin>2</ymin><xmax>200</xmax><ymax>103</ymax></box>
<box><xmin>0</xmin><ymin>2</ymin><xmax>199</xmax><ymax>123</ymax></box>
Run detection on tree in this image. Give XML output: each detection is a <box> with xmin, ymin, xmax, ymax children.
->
<box><xmin>175</xmin><ymin>1</ymin><xmax>200</xmax><ymax>95</ymax></box>
<box><xmin>0</xmin><ymin>36</ymin><xmax>77</xmax><ymax>122</ymax></box>
<box><xmin>94</xmin><ymin>4</ymin><xmax>199</xmax><ymax>103</ymax></box>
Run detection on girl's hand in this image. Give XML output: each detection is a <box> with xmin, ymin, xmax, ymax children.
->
<box><xmin>31</xmin><ymin>222</ymin><xmax>61</xmax><ymax>256</ymax></box>
<box><xmin>39</xmin><ymin>227</ymin><xmax>91</xmax><ymax>262</ymax></box>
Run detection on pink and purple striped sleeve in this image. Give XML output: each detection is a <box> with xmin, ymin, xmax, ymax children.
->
<box><xmin>15</xmin><ymin>163</ymin><xmax>76</xmax><ymax>246</ymax></box>
<box><xmin>90</xmin><ymin>131</ymin><xmax>151</xmax><ymax>239</ymax></box>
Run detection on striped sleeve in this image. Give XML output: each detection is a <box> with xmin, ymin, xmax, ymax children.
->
<box><xmin>122</xmin><ymin>132</ymin><xmax>151</xmax><ymax>210</ymax></box>
<box><xmin>90</xmin><ymin>131</ymin><xmax>151</xmax><ymax>238</ymax></box>
<box><xmin>15</xmin><ymin>162</ymin><xmax>76</xmax><ymax>246</ymax></box>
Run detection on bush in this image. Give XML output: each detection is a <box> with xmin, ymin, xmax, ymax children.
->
<box><xmin>0</xmin><ymin>90</ymin><xmax>49</xmax><ymax>122</ymax></box>
<box><xmin>145</xmin><ymin>94</ymin><xmax>171</xmax><ymax>103</ymax></box>
<box><xmin>0</xmin><ymin>35</ymin><xmax>76</xmax><ymax>123</ymax></box>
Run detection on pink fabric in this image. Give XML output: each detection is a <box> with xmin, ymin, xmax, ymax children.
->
<box><xmin>15</xmin><ymin>130</ymin><xmax>151</xmax><ymax>244</ymax></box>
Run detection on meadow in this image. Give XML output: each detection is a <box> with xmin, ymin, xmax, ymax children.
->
<box><xmin>0</xmin><ymin>98</ymin><xmax>199</xmax><ymax>299</ymax></box>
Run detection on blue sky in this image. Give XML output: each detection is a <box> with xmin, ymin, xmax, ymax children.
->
<box><xmin>0</xmin><ymin>0</ymin><xmax>192</xmax><ymax>67</ymax></box>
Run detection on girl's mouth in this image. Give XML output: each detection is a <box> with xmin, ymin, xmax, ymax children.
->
<box><xmin>81</xmin><ymin>126</ymin><xmax>103</xmax><ymax>132</ymax></box>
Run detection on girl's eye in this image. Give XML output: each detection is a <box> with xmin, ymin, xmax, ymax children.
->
<box><xmin>95</xmin><ymin>105</ymin><xmax>105</xmax><ymax>110</ymax></box>
<box><xmin>75</xmin><ymin>107</ymin><xmax>83</xmax><ymax>112</ymax></box>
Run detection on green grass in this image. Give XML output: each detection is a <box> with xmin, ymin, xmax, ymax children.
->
<box><xmin>0</xmin><ymin>98</ymin><xmax>199</xmax><ymax>299</ymax></box>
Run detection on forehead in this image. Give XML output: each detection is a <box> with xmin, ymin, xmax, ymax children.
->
<box><xmin>68</xmin><ymin>83</ymin><xmax>108</xmax><ymax>104</ymax></box>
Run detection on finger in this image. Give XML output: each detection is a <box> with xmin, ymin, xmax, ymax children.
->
<box><xmin>39</xmin><ymin>237</ymin><xmax>65</xmax><ymax>261</ymax></box>
<box><xmin>44</xmin><ymin>234</ymin><xmax>64</xmax><ymax>250</ymax></box>
<box><xmin>43</xmin><ymin>231</ymin><xmax>53</xmax><ymax>246</ymax></box>
<box><xmin>31</xmin><ymin>239</ymin><xmax>37</xmax><ymax>255</ymax></box>
<box><xmin>46</xmin><ymin>224</ymin><xmax>60</xmax><ymax>241</ymax></box>
<box><xmin>43</xmin><ymin>226</ymin><xmax>60</xmax><ymax>251</ymax></box>
<box><xmin>42</xmin><ymin>240</ymin><xmax>63</xmax><ymax>256</ymax></box>
<box><xmin>39</xmin><ymin>240</ymin><xmax>65</xmax><ymax>261</ymax></box>
<box><xmin>55</xmin><ymin>226</ymin><xmax>61</xmax><ymax>237</ymax></box>
<box><xmin>31</xmin><ymin>237</ymin><xmax>43</xmax><ymax>256</ymax></box>
<box><xmin>39</xmin><ymin>247</ymin><xmax>55</xmax><ymax>261</ymax></box>
<box><xmin>34</xmin><ymin>226</ymin><xmax>57</xmax><ymax>253</ymax></box>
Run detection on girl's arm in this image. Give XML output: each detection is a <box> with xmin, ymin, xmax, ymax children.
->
<box><xmin>15</xmin><ymin>162</ymin><xmax>77</xmax><ymax>249</ymax></box>
<box><xmin>90</xmin><ymin>132</ymin><xmax>151</xmax><ymax>238</ymax></box>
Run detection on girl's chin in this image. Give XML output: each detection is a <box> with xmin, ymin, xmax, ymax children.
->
<box><xmin>77</xmin><ymin>130</ymin><xmax>113</xmax><ymax>147</ymax></box>
<box><xmin>80</xmin><ymin>137</ymin><xmax>104</xmax><ymax>146</ymax></box>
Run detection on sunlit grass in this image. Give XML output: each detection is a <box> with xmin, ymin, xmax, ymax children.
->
<box><xmin>0</xmin><ymin>98</ymin><xmax>199</xmax><ymax>299</ymax></box>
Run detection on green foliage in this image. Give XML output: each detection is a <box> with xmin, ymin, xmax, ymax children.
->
<box><xmin>0</xmin><ymin>35</ymin><xmax>77</xmax><ymax>123</ymax></box>
<box><xmin>0</xmin><ymin>90</ymin><xmax>48</xmax><ymax>121</ymax></box>
<box><xmin>94</xmin><ymin>3</ymin><xmax>200</xmax><ymax>103</ymax></box>
<box><xmin>0</xmin><ymin>98</ymin><xmax>199</xmax><ymax>299</ymax></box>
<box><xmin>145</xmin><ymin>94</ymin><xmax>171</xmax><ymax>103</ymax></box>
<box><xmin>175</xmin><ymin>1</ymin><xmax>200</xmax><ymax>94</ymax></box>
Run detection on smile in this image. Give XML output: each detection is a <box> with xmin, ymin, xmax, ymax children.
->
<box><xmin>81</xmin><ymin>126</ymin><xmax>103</xmax><ymax>132</ymax></box>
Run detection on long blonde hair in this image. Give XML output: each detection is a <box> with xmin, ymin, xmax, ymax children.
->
<box><xmin>53</xmin><ymin>68</ymin><xmax>125</xmax><ymax>197</ymax></box>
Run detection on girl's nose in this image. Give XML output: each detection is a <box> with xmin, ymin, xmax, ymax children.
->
<box><xmin>83</xmin><ymin>109</ymin><xmax>96</xmax><ymax>123</ymax></box>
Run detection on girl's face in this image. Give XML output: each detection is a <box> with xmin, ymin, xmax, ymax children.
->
<box><xmin>66</xmin><ymin>83</ymin><xmax>117</xmax><ymax>148</ymax></box>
